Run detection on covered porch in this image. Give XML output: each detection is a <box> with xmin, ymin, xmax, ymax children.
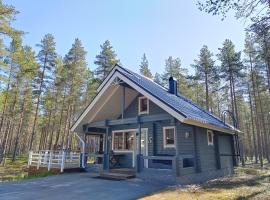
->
<box><xmin>83</xmin><ymin>113</ymin><xmax>180</xmax><ymax>177</ymax></box>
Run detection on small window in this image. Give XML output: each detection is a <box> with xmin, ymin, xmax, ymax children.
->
<box><xmin>163</xmin><ymin>126</ymin><xmax>175</xmax><ymax>148</ymax></box>
<box><xmin>183</xmin><ymin>158</ymin><xmax>194</xmax><ymax>168</ymax></box>
<box><xmin>207</xmin><ymin>130</ymin><xmax>214</xmax><ymax>146</ymax></box>
<box><xmin>138</xmin><ymin>96</ymin><xmax>149</xmax><ymax>115</ymax></box>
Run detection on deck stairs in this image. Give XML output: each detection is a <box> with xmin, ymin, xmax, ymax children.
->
<box><xmin>99</xmin><ymin>168</ymin><xmax>136</xmax><ymax>180</ymax></box>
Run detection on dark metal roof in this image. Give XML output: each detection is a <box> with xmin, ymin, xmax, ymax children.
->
<box><xmin>118</xmin><ymin>65</ymin><xmax>231</xmax><ymax>131</ymax></box>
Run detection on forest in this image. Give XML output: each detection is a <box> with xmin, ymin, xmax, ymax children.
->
<box><xmin>0</xmin><ymin>0</ymin><xmax>269</xmax><ymax>169</ymax></box>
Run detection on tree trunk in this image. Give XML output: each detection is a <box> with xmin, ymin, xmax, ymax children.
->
<box><xmin>29</xmin><ymin>55</ymin><xmax>47</xmax><ymax>150</ymax></box>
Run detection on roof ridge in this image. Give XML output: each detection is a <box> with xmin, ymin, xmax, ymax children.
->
<box><xmin>117</xmin><ymin>65</ymin><xmax>170</xmax><ymax>91</ymax></box>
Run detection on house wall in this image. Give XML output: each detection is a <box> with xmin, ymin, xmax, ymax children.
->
<box><xmin>108</xmin><ymin>95</ymin><xmax>234</xmax><ymax>179</ymax></box>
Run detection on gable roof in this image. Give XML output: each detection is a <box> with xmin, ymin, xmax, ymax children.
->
<box><xmin>71</xmin><ymin>65</ymin><xmax>238</xmax><ymax>134</ymax></box>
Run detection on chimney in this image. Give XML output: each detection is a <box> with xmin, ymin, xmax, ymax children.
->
<box><xmin>169</xmin><ymin>77</ymin><xmax>178</xmax><ymax>95</ymax></box>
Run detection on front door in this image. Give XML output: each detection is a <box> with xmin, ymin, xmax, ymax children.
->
<box><xmin>140</xmin><ymin>129</ymin><xmax>148</xmax><ymax>168</ymax></box>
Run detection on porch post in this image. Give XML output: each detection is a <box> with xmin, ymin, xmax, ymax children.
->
<box><xmin>136</xmin><ymin>120</ymin><xmax>143</xmax><ymax>172</ymax></box>
<box><xmin>174</xmin><ymin>120</ymin><xmax>180</xmax><ymax>177</ymax></box>
<box><xmin>103</xmin><ymin>126</ymin><xmax>110</xmax><ymax>171</ymax></box>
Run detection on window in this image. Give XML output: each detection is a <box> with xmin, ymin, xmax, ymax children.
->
<box><xmin>113</xmin><ymin>132</ymin><xmax>123</xmax><ymax>150</ymax></box>
<box><xmin>112</xmin><ymin>131</ymin><xmax>134</xmax><ymax>151</ymax></box>
<box><xmin>138</xmin><ymin>96</ymin><xmax>149</xmax><ymax>115</ymax></box>
<box><xmin>163</xmin><ymin>126</ymin><xmax>175</xmax><ymax>148</ymax></box>
<box><xmin>207</xmin><ymin>130</ymin><xmax>214</xmax><ymax>146</ymax></box>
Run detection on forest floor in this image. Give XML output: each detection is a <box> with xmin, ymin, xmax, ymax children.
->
<box><xmin>141</xmin><ymin>164</ymin><xmax>270</xmax><ymax>200</ymax></box>
<box><xmin>0</xmin><ymin>156</ymin><xmax>54</xmax><ymax>182</ymax></box>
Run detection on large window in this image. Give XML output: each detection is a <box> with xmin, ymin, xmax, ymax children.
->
<box><xmin>113</xmin><ymin>131</ymin><xmax>134</xmax><ymax>151</ymax></box>
<box><xmin>163</xmin><ymin>126</ymin><xmax>175</xmax><ymax>148</ymax></box>
<box><xmin>138</xmin><ymin>96</ymin><xmax>149</xmax><ymax>115</ymax></box>
<box><xmin>207</xmin><ymin>130</ymin><xmax>214</xmax><ymax>146</ymax></box>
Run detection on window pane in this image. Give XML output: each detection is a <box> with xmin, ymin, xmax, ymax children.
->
<box><xmin>165</xmin><ymin>128</ymin><xmax>175</xmax><ymax>145</ymax></box>
<box><xmin>207</xmin><ymin>131</ymin><xmax>213</xmax><ymax>145</ymax></box>
<box><xmin>140</xmin><ymin>98</ymin><xmax>148</xmax><ymax>112</ymax></box>
<box><xmin>113</xmin><ymin>132</ymin><xmax>123</xmax><ymax>150</ymax></box>
<box><xmin>124</xmin><ymin>132</ymin><xmax>134</xmax><ymax>150</ymax></box>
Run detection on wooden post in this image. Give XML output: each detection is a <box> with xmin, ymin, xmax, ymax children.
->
<box><xmin>37</xmin><ymin>151</ymin><xmax>42</xmax><ymax>170</ymax></box>
<box><xmin>174</xmin><ymin>120</ymin><xmax>179</xmax><ymax>176</ymax></box>
<box><xmin>48</xmin><ymin>151</ymin><xmax>52</xmax><ymax>171</ymax></box>
<box><xmin>28</xmin><ymin>151</ymin><xmax>33</xmax><ymax>167</ymax></box>
<box><xmin>136</xmin><ymin>122</ymin><xmax>142</xmax><ymax>172</ymax></box>
<box><xmin>61</xmin><ymin>151</ymin><xmax>66</xmax><ymax>173</ymax></box>
<box><xmin>103</xmin><ymin>127</ymin><xmax>110</xmax><ymax>171</ymax></box>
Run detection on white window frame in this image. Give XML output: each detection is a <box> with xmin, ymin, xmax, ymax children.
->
<box><xmin>112</xmin><ymin>130</ymin><xmax>136</xmax><ymax>153</ymax></box>
<box><xmin>138</xmin><ymin>96</ymin><xmax>149</xmax><ymax>115</ymax></box>
<box><xmin>207</xmin><ymin>130</ymin><xmax>214</xmax><ymax>146</ymax></box>
<box><xmin>111</xmin><ymin>128</ymin><xmax>148</xmax><ymax>167</ymax></box>
<box><xmin>163</xmin><ymin>126</ymin><xmax>176</xmax><ymax>148</ymax></box>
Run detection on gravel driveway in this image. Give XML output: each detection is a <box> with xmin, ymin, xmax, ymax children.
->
<box><xmin>0</xmin><ymin>172</ymin><xmax>173</xmax><ymax>200</ymax></box>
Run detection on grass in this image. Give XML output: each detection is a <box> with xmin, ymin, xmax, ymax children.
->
<box><xmin>0</xmin><ymin>156</ymin><xmax>54</xmax><ymax>182</ymax></box>
<box><xmin>140</xmin><ymin>164</ymin><xmax>270</xmax><ymax>200</ymax></box>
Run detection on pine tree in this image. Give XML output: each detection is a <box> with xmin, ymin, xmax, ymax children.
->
<box><xmin>154</xmin><ymin>72</ymin><xmax>163</xmax><ymax>86</ymax></box>
<box><xmin>139</xmin><ymin>53</ymin><xmax>152</xmax><ymax>78</ymax></box>
<box><xmin>217</xmin><ymin>39</ymin><xmax>243</xmax><ymax>124</ymax></box>
<box><xmin>62</xmin><ymin>38</ymin><xmax>87</xmax><ymax>149</ymax></box>
<box><xmin>0</xmin><ymin>0</ymin><xmax>22</xmax><ymax>39</ymax></box>
<box><xmin>12</xmin><ymin>45</ymin><xmax>37</xmax><ymax>161</ymax></box>
<box><xmin>94</xmin><ymin>40</ymin><xmax>119</xmax><ymax>81</ymax></box>
<box><xmin>192</xmin><ymin>45</ymin><xmax>217</xmax><ymax>111</ymax></box>
<box><xmin>29</xmin><ymin>34</ymin><xmax>57</xmax><ymax>151</ymax></box>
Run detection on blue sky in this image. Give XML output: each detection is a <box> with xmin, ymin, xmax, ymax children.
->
<box><xmin>6</xmin><ymin>0</ymin><xmax>246</xmax><ymax>74</ymax></box>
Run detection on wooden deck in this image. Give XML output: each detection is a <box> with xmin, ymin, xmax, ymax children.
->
<box><xmin>28</xmin><ymin>150</ymin><xmax>82</xmax><ymax>173</ymax></box>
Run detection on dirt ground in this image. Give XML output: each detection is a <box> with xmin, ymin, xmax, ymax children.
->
<box><xmin>140</xmin><ymin>164</ymin><xmax>270</xmax><ymax>200</ymax></box>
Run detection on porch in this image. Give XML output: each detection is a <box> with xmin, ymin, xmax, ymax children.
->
<box><xmin>83</xmin><ymin>114</ymin><xmax>182</xmax><ymax>178</ymax></box>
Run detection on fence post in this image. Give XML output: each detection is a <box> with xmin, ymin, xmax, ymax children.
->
<box><xmin>44</xmin><ymin>151</ymin><xmax>48</xmax><ymax>166</ymax></box>
<box><xmin>61</xmin><ymin>151</ymin><xmax>66</xmax><ymax>173</ymax></box>
<box><xmin>37</xmin><ymin>151</ymin><xmax>41</xmax><ymax>169</ymax></box>
<box><xmin>28</xmin><ymin>151</ymin><xmax>33</xmax><ymax>167</ymax></box>
<box><xmin>48</xmin><ymin>151</ymin><xmax>52</xmax><ymax>171</ymax></box>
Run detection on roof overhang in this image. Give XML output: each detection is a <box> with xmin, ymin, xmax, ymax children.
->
<box><xmin>71</xmin><ymin>65</ymin><xmax>238</xmax><ymax>134</ymax></box>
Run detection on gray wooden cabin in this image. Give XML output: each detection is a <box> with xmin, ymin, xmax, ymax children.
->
<box><xmin>71</xmin><ymin>65</ymin><xmax>240</xmax><ymax>183</ymax></box>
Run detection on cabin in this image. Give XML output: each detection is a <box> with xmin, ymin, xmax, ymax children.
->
<box><xmin>71</xmin><ymin>65</ymin><xmax>240</xmax><ymax>183</ymax></box>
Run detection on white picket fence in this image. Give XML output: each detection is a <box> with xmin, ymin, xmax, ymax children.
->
<box><xmin>28</xmin><ymin>150</ymin><xmax>81</xmax><ymax>172</ymax></box>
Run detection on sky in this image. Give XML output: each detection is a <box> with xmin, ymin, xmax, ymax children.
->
<box><xmin>6</xmin><ymin>0</ymin><xmax>247</xmax><ymax>75</ymax></box>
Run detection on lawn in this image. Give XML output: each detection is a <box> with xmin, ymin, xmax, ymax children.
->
<box><xmin>0</xmin><ymin>156</ymin><xmax>29</xmax><ymax>181</ymax></box>
<box><xmin>0</xmin><ymin>156</ymin><xmax>54</xmax><ymax>182</ymax></box>
<box><xmin>140</xmin><ymin>164</ymin><xmax>270</xmax><ymax>200</ymax></box>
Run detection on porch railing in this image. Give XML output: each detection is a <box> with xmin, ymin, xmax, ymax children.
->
<box><xmin>28</xmin><ymin>150</ymin><xmax>81</xmax><ymax>173</ymax></box>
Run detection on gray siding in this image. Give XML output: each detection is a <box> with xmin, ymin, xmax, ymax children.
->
<box><xmin>106</xmin><ymin>95</ymin><xmax>233</xmax><ymax>177</ymax></box>
<box><xmin>196</xmin><ymin>128</ymin><xmax>217</xmax><ymax>172</ymax></box>
<box><xmin>219</xmin><ymin>134</ymin><xmax>234</xmax><ymax>171</ymax></box>
<box><xmin>123</xmin><ymin>96</ymin><xmax>167</xmax><ymax>118</ymax></box>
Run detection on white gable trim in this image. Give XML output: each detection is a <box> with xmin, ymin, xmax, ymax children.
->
<box><xmin>71</xmin><ymin>72</ymin><xmax>120</xmax><ymax>132</ymax></box>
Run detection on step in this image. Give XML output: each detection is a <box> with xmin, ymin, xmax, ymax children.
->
<box><xmin>109</xmin><ymin>168</ymin><xmax>136</xmax><ymax>175</ymax></box>
<box><xmin>99</xmin><ymin>171</ymin><xmax>136</xmax><ymax>180</ymax></box>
